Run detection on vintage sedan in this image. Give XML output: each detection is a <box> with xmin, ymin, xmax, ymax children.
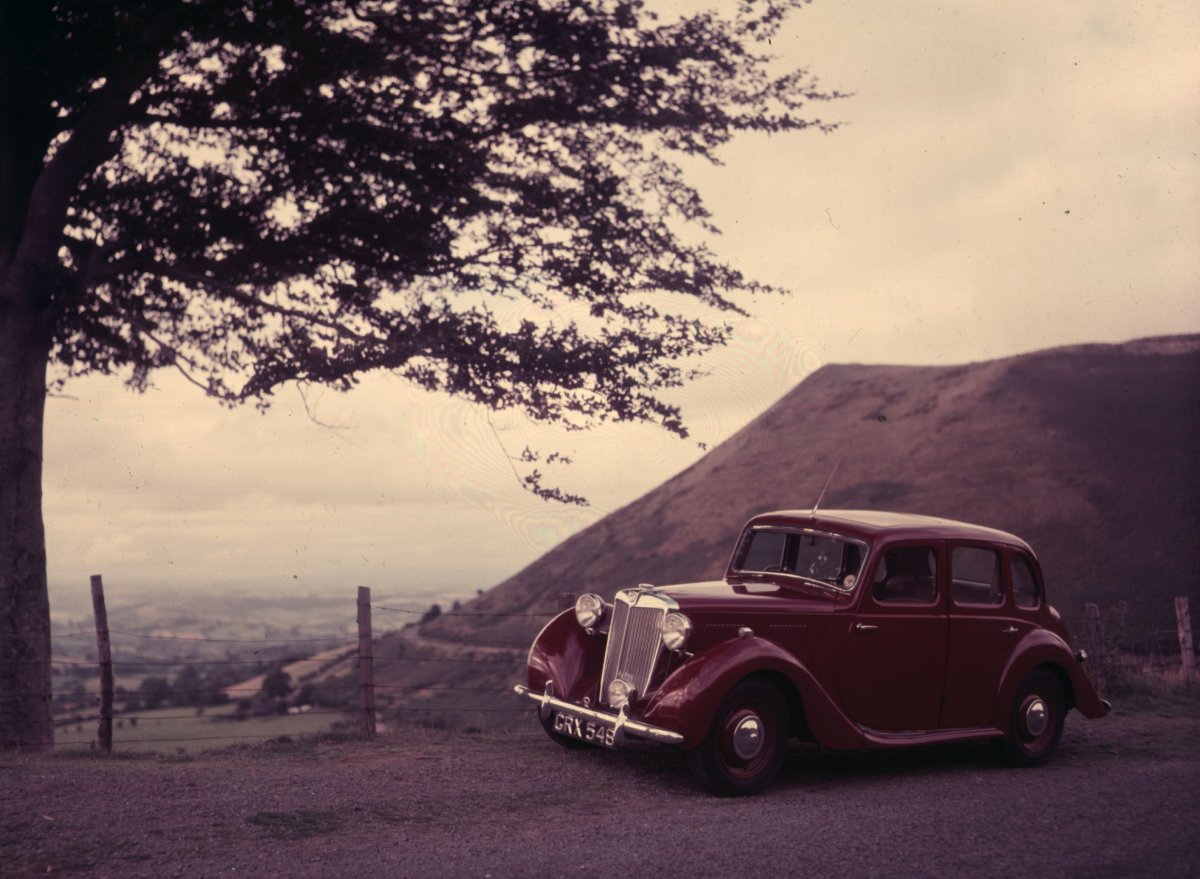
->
<box><xmin>514</xmin><ymin>509</ymin><xmax>1109</xmax><ymax>795</ymax></box>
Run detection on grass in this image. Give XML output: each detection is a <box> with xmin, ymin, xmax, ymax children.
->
<box><xmin>1105</xmin><ymin>669</ymin><xmax>1200</xmax><ymax>716</ymax></box>
<box><xmin>52</xmin><ymin>705</ymin><xmax>354</xmax><ymax>754</ymax></box>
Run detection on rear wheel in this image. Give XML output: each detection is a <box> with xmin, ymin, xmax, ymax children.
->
<box><xmin>999</xmin><ymin>668</ymin><xmax>1065</xmax><ymax>767</ymax></box>
<box><xmin>688</xmin><ymin>679</ymin><xmax>790</xmax><ymax>796</ymax></box>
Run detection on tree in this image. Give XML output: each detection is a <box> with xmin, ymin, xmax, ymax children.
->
<box><xmin>261</xmin><ymin>668</ymin><xmax>293</xmax><ymax>709</ymax></box>
<box><xmin>137</xmin><ymin>676</ymin><xmax>173</xmax><ymax>711</ymax></box>
<box><xmin>0</xmin><ymin>0</ymin><xmax>841</xmax><ymax>749</ymax></box>
<box><xmin>172</xmin><ymin>664</ymin><xmax>203</xmax><ymax>708</ymax></box>
<box><xmin>293</xmin><ymin>681</ymin><xmax>316</xmax><ymax>708</ymax></box>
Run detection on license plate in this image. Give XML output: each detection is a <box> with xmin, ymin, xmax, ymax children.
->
<box><xmin>553</xmin><ymin>711</ymin><xmax>617</xmax><ymax>748</ymax></box>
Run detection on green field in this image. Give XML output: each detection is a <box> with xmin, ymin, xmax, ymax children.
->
<box><xmin>53</xmin><ymin>706</ymin><xmax>353</xmax><ymax>754</ymax></box>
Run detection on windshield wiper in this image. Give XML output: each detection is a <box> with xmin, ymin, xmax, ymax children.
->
<box><xmin>786</xmin><ymin>574</ymin><xmax>842</xmax><ymax>593</ymax></box>
<box><xmin>743</xmin><ymin>570</ymin><xmax>843</xmax><ymax>594</ymax></box>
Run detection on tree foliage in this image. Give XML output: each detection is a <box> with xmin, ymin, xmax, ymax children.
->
<box><xmin>137</xmin><ymin>676</ymin><xmax>173</xmax><ymax>711</ymax></box>
<box><xmin>0</xmin><ymin>0</ymin><xmax>841</xmax><ymax>750</ymax></box>
<box><xmin>261</xmin><ymin>668</ymin><xmax>293</xmax><ymax>703</ymax></box>
<box><xmin>13</xmin><ymin>0</ymin><xmax>840</xmax><ymax>430</ymax></box>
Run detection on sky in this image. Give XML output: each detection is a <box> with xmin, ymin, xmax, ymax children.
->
<box><xmin>42</xmin><ymin>0</ymin><xmax>1200</xmax><ymax>618</ymax></box>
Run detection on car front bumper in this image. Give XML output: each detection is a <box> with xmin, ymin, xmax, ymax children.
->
<box><xmin>513</xmin><ymin>682</ymin><xmax>684</xmax><ymax>746</ymax></box>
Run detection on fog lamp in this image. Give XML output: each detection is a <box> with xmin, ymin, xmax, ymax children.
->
<box><xmin>660</xmin><ymin>612</ymin><xmax>692</xmax><ymax>652</ymax></box>
<box><xmin>607</xmin><ymin>678</ymin><xmax>635</xmax><ymax>709</ymax></box>
<box><xmin>574</xmin><ymin>593</ymin><xmax>605</xmax><ymax>629</ymax></box>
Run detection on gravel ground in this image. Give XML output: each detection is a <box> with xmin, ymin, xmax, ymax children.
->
<box><xmin>2</xmin><ymin>707</ymin><xmax>1198</xmax><ymax>878</ymax></box>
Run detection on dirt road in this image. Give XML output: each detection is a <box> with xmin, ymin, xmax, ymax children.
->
<box><xmin>2</xmin><ymin>708</ymin><xmax>1197</xmax><ymax>877</ymax></box>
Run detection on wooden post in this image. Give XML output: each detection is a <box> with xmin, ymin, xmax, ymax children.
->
<box><xmin>90</xmin><ymin>575</ymin><xmax>113</xmax><ymax>754</ymax></box>
<box><xmin>1082</xmin><ymin>603</ymin><xmax>1107</xmax><ymax>696</ymax></box>
<box><xmin>357</xmin><ymin>586</ymin><xmax>376</xmax><ymax>738</ymax></box>
<box><xmin>1176</xmin><ymin>597</ymin><xmax>1196</xmax><ymax>683</ymax></box>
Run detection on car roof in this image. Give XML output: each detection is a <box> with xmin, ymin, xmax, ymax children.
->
<box><xmin>745</xmin><ymin>509</ymin><xmax>1034</xmax><ymax>552</ymax></box>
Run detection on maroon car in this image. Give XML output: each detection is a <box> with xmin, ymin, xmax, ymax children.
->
<box><xmin>515</xmin><ymin>509</ymin><xmax>1109</xmax><ymax>795</ymax></box>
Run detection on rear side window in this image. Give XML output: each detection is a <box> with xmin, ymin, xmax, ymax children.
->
<box><xmin>951</xmin><ymin>546</ymin><xmax>1003</xmax><ymax>605</ymax></box>
<box><xmin>1012</xmin><ymin>554</ymin><xmax>1040</xmax><ymax>608</ymax></box>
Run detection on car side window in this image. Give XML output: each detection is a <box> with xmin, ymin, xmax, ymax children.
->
<box><xmin>871</xmin><ymin>546</ymin><xmax>938</xmax><ymax>603</ymax></box>
<box><xmin>1012</xmin><ymin>554</ymin><xmax>1040</xmax><ymax>608</ymax></box>
<box><xmin>951</xmin><ymin>546</ymin><xmax>1003</xmax><ymax>605</ymax></box>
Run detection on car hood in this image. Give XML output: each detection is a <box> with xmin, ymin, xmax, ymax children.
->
<box><xmin>651</xmin><ymin>579</ymin><xmax>848</xmax><ymax>614</ymax></box>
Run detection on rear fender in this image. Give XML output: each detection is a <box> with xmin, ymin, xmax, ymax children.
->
<box><xmin>995</xmin><ymin>629</ymin><xmax>1110</xmax><ymax>728</ymax></box>
<box><xmin>525</xmin><ymin>610</ymin><xmax>606</xmax><ymax>703</ymax></box>
<box><xmin>641</xmin><ymin>636</ymin><xmax>864</xmax><ymax>751</ymax></box>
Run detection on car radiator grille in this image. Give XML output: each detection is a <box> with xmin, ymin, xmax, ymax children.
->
<box><xmin>599</xmin><ymin>592</ymin><xmax>669</xmax><ymax>705</ymax></box>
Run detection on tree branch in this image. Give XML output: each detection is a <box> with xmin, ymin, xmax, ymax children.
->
<box><xmin>9</xmin><ymin>5</ymin><xmax>188</xmax><ymax>303</ymax></box>
<box><xmin>144</xmin><ymin>264</ymin><xmax>375</xmax><ymax>345</ymax></box>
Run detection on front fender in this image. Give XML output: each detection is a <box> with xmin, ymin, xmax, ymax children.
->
<box><xmin>641</xmin><ymin>636</ymin><xmax>864</xmax><ymax>751</ymax></box>
<box><xmin>995</xmin><ymin>629</ymin><xmax>1110</xmax><ymax>728</ymax></box>
<box><xmin>525</xmin><ymin>610</ymin><xmax>606</xmax><ymax>703</ymax></box>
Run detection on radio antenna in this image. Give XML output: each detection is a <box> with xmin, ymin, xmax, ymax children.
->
<box><xmin>810</xmin><ymin>459</ymin><xmax>841</xmax><ymax>519</ymax></box>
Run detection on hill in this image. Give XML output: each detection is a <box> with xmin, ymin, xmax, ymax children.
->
<box><xmin>367</xmin><ymin>335</ymin><xmax>1200</xmax><ymax>722</ymax></box>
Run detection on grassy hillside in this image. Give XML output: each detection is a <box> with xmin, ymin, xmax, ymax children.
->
<box><xmin>423</xmin><ymin>335</ymin><xmax>1199</xmax><ymax>643</ymax></box>
<box><xmin>359</xmin><ymin>335</ymin><xmax>1200</xmax><ymax>724</ymax></box>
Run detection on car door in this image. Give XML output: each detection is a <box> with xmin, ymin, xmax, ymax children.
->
<box><xmin>941</xmin><ymin>544</ymin><xmax>1038</xmax><ymax>729</ymax></box>
<box><xmin>834</xmin><ymin>541</ymin><xmax>948</xmax><ymax>731</ymax></box>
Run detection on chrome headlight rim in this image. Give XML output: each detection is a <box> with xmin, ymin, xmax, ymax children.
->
<box><xmin>574</xmin><ymin>593</ymin><xmax>606</xmax><ymax>629</ymax></box>
<box><xmin>606</xmin><ymin>677</ymin><xmax>636</xmax><ymax>710</ymax></box>
<box><xmin>660</xmin><ymin>611</ymin><xmax>692</xmax><ymax>652</ymax></box>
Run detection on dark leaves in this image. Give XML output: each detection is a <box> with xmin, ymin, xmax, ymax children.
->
<box><xmin>20</xmin><ymin>0</ymin><xmax>843</xmax><ymax>466</ymax></box>
<box><xmin>522</xmin><ymin>470</ymin><xmax>589</xmax><ymax>507</ymax></box>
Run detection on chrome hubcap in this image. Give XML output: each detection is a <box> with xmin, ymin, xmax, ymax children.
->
<box><xmin>1024</xmin><ymin>697</ymin><xmax>1048</xmax><ymax>737</ymax></box>
<box><xmin>731</xmin><ymin>715</ymin><xmax>764</xmax><ymax>760</ymax></box>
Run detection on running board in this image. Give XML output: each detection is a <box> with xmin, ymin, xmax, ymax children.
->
<box><xmin>861</xmin><ymin>726</ymin><xmax>1003</xmax><ymax>748</ymax></box>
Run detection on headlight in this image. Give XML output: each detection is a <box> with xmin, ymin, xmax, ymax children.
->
<box><xmin>660</xmin><ymin>612</ymin><xmax>692</xmax><ymax>652</ymax></box>
<box><xmin>574</xmin><ymin>593</ymin><xmax>605</xmax><ymax>629</ymax></box>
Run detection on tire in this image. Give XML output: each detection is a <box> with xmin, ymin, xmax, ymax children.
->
<box><xmin>539</xmin><ymin>713</ymin><xmax>595</xmax><ymax>750</ymax></box>
<box><xmin>999</xmin><ymin>668</ymin><xmax>1065</xmax><ymax>767</ymax></box>
<box><xmin>688</xmin><ymin>679</ymin><xmax>790</xmax><ymax>796</ymax></box>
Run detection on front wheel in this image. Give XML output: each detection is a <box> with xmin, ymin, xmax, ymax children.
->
<box><xmin>688</xmin><ymin>679</ymin><xmax>790</xmax><ymax>796</ymax></box>
<box><xmin>999</xmin><ymin>668</ymin><xmax>1065</xmax><ymax>767</ymax></box>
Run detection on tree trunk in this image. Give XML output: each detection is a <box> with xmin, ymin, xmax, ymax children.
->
<box><xmin>0</xmin><ymin>3</ymin><xmax>155</xmax><ymax>751</ymax></box>
<box><xmin>0</xmin><ymin>274</ymin><xmax>54</xmax><ymax>751</ymax></box>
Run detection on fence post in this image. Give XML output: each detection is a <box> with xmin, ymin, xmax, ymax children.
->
<box><xmin>357</xmin><ymin>586</ymin><xmax>376</xmax><ymax>738</ymax></box>
<box><xmin>1176</xmin><ymin>597</ymin><xmax>1196</xmax><ymax>683</ymax></box>
<box><xmin>1081</xmin><ymin>602</ymin><xmax>1107</xmax><ymax>696</ymax></box>
<box><xmin>89</xmin><ymin>574</ymin><xmax>113</xmax><ymax>754</ymax></box>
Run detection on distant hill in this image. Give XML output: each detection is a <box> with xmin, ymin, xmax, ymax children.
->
<box><xmin>424</xmin><ymin>334</ymin><xmax>1200</xmax><ymax>650</ymax></box>
<box><xmin>352</xmin><ymin>336</ymin><xmax>1200</xmax><ymax>728</ymax></box>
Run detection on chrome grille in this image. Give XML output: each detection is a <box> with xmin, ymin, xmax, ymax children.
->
<box><xmin>599</xmin><ymin>590</ymin><xmax>669</xmax><ymax>705</ymax></box>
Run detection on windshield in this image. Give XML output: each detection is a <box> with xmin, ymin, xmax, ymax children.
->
<box><xmin>733</xmin><ymin>527</ymin><xmax>868</xmax><ymax>592</ymax></box>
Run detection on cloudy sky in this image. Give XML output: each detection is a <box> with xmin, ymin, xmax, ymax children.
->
<box><xmin>43</xmin><ymin>0</ymin><xmax>1200</xmax><ymax>616</ymax></box>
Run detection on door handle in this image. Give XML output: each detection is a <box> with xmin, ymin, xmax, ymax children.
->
<box><xmin>1000</xmin><ymin>625</ymin><xmax>1018</xmax><ymax>634</ymax></box>
<box><xmin>854</xmin><ymin>623</ymin><xmax>878</xmax><ymax>632</ymax></box>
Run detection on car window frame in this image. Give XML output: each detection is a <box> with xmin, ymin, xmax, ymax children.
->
<box><xmin>862</xmin><ymin>540</ymin><xmax>945</xmax><ymax>610</ymax></box>
<box><xmin>948</xmin><ymin>541</ymin><xmax>1006</xmax><ymax>609</ymax></box>
<box><xmin>1009</xmin><ymin>549</ymin><xmax>1043</xmax><ymax>610</ymax></box>
<box><xmin>730</xmin><ymin>525</ymin><xmax>870</xmax><ymax>594</ymax></box>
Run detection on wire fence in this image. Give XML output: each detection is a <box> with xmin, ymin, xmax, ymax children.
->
<box><xmin>3</xmin><ymin>586</ymin><xmax>561</xmax><ymax>753</ymax></box>
<box><xmin>3</xmin><ymin>585</ymin><xmax>1195</xmax><ymax>753</ymax></box>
